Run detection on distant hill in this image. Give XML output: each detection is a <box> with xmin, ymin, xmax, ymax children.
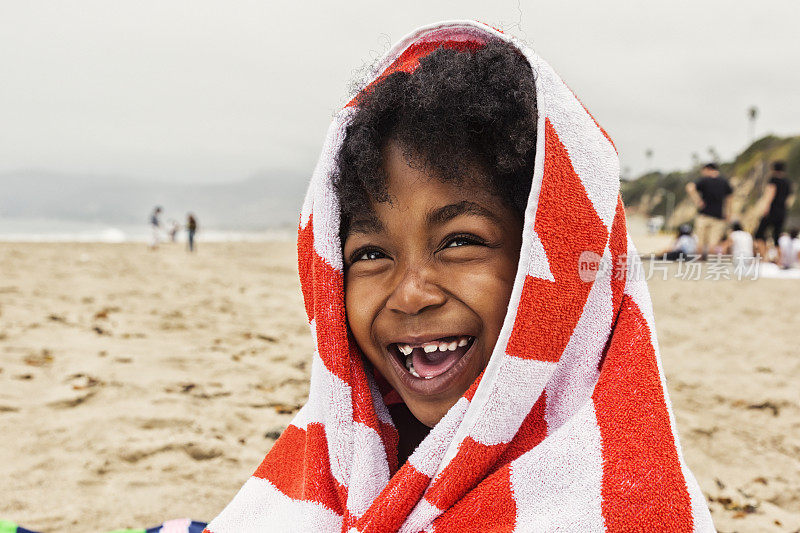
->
<box><xmin>622</xmin><ymin>135</ymin><xmax>800</xmax><ymax>231</ymax></box>
<box><xmin>0</xmin><ymin>169</ymin><xmax>310</xmax><ymax>230</ymax></box>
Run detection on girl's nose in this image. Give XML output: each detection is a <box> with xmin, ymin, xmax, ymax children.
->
<box><xmin>385</xmin><ymin>266</ymin><xmax>446</xmax><ymax>316</ymax></box>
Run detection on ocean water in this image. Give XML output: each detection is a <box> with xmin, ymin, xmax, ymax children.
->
<box><xmin>0</xmin><ymin>218</ymin><xmax>294</xmax><ymax>243</ymax></box>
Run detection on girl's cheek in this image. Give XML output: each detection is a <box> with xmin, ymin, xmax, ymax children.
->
<box><xmin>345</xmin><ymin>285</ymin><xmax>377</xmax><ymax>342</ymax></box>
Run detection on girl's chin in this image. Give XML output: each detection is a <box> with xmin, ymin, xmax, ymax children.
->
<box><xmin>401</xmin><ymin>387</ymin><xmax>469</xmax><ymax>428</ymax></box>
<box><xmin>405</xmin><ymin>403</ymin><xmax>449</xmax><ymax>428</ymax></box>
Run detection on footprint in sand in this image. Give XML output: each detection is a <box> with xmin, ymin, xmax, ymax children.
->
<box><xmin>93</xmin><ymin>325</ymin><xmax>111</xmax><ymax>336</ymax></box>
<box><xmin>23</xmin><ymin>348</ymin><xmax>54</xmax><ymax>367</ymax></box>
<box><xmin>93</xmin><ymin>306</ymin><xmax>120</xmax><ymax>320</ymax></box>
<box><xmin>47</xmin><ymin>389</ymin><xmax>98</xmax><ymax>409</ymax></box>
<box><xmin>66</xmin><ymin>373</ymin><xmax>102</xmax><ymax>390</ymax></box>
<box><xmin>184</xmin><ymin>442</ymin><xmax>223</xmax><ymax>460</ymax></box>
<box><xmin>46</xmin><ymin>373</ymin><xmax>103</xmax><ymax>409</ymax></box>
<box><xmin>137</xmin><ymin>417</ymin><xmax>193</xmax><ymax>430</ymax></box>
<box><xmin>119</xmin><ymin>442</ymin><xmax>222</xmax><ymax>463</ymax></box>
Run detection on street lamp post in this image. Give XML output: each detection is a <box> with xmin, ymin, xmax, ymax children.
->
<box><xmin>748</xmin><ymin>106</ymin><xmax>758</xmax><ymax>143</ymax></box>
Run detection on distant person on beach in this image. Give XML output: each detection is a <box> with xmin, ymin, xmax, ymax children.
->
<box><xmin>660</xmin><ymin>224</ymin><xmax>697</xmax><ymax>260</ymax></box>
<box><xmin>149</xmin><ymin>206</ymin><xmax>163</xmax><ymax>249</ymax></box>
<box><xmin>792</xmin><ymin>228</ymin><xmax>800</xmax><ymax>267</ymax></box>
<box><xmin>186</xmin><ymin>213</ymin><xmax>198</xmax><ymax>252</ymax></box>
<box><xmin>777</xmin><ymin>228</ymin><xmax>800</xmax><ymax>269</ymax></box>
<box><xmin>686</xmin><ymin>162</ymin><xmax>733</xmax><ymax>259</ymax></box>
<box><xmin>722</xmin><ymin>221</ymin><xmax>754</xmax><ymax>265</ymax></box>
<box><xmin>168</xmin><ymin>219</ymin><xmax>180</xmax><ymax>242</ymax></box>
<box><xmin>754</xmin><ymin>161</ymin><xmax>794</xmax><ymax>259</ymax></box>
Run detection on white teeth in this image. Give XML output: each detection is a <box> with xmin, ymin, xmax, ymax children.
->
<box><xmin>401</xmin><ymin>337</ymin><xmax>473</xmax><ymax>379</ymax></box>
<box><xmin>403</xmin><ymin>337</ymin><xmax>470</xmax><ymax>356</ymax></box>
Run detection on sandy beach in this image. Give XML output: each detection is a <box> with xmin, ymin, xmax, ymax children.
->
<box><xmin>0</xmin><ymin>236</ymin><xmax>798</xmax><ymax>532</ymax></box>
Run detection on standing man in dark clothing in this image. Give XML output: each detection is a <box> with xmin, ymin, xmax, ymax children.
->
<box><xmin>686</xmin><ymin>162</ymin><xmax>733</xmax><ymax>259</ymax></box>
<box><xmin>754</xmin><ymin>161</ymin><xmax>794</xmax><ymax>258</ymax></box>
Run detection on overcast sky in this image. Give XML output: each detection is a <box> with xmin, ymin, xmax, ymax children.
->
<box><xmin>1</xmin><ymin>1</ymin><xmax>798</xmax><ymax>184</ymax></box>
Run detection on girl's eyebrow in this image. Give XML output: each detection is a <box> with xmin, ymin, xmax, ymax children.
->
<box><xmin>348</xmin><ymin>214</ymin><xmax>385</xmax><ymax>235</ymax></box>
<box><xmin>426</xmin><ymin>201</ymin><xmax>501</xmax><ymax>227</ymax></box>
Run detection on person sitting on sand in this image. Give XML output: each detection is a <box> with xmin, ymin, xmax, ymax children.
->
<box><xmin>660</xmin><ymin>223</ymin><xmax>697</xmax><ymax>261</ymax></box>
<box><xmin>777</xmin><ymin>228</ymin><xmax>800</xmax><ymax>269</ymax></box>
<box><xmin>204</xmin><ymin>21</ymin><xmax>712</xmax><ymax>532</ymax></box>
<box><xmin>722</xmin><ymin>221</ymin><xmax>754</xmax><ymax>265</ymax></box>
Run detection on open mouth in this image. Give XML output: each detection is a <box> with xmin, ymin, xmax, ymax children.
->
<box><xmin>388</xmin><ymin>336</ymin><xmax>475</xmax><ymax>381</ymax></box>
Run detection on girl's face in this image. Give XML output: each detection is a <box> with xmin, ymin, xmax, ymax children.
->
<box><xmin>343</xmin><ymin>141</ymin><xmax>523</xmax><ymax>427</ymax></box>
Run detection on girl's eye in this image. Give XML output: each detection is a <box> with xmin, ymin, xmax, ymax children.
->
<box><xmin>444</xmin><ymin>235</ymin><xmax>482</xmax><ymax>248</ymax></box>
<box><xmin>355</xmin><ymin>249</ymin><xmax>386</xmax><ymax>262</ymax></box>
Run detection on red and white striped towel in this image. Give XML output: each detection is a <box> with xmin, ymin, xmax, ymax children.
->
<box><xmin>206</xmin><ymin>20</ymin><xmax>713</xmax><ymax>533</ymax></box>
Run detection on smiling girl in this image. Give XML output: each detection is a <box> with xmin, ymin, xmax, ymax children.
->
<box><xmin>206</xmin><ymin>21</ymin><xmax>713</xmax><ymax>532</ymax></box>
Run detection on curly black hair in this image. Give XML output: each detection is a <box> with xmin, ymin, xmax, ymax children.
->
<box><xmin>334</xmin><ymin>40</ymin><xmax>538</xmax><ymax>237</ymax></box>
